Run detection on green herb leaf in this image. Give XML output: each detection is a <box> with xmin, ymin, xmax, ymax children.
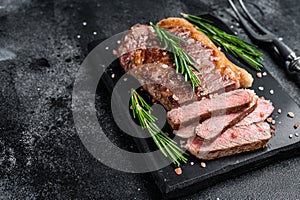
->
<box><xmin>150</xmin><ymin>22</ymin><xmax>201</xmax><ymax>91</ymax></box>
<box><xmin>131</xmin><ymin>89</ymin><xmax>188</xmax><ymax>166</ymax></box>
<box><xmin>181</xmin><ymin>13</ymin><xmax>264</xmax><ymax>71</ymax></box>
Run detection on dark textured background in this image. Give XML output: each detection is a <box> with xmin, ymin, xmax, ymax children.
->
<box><xmin>0</xmin><ymin>0</ymin><xmax>299</xmax><ymax>199</ymax></box>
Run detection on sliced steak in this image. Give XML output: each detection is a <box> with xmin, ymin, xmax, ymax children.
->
<box><xmin>118</xmin><ymin>18</ymin><xmax>253</xmax><ymax>109</ymax></box>
<box><xmin>186</xmin><ymin>122</ymin><xmax>272</xmax><ymax>160</ymax></box>
<box><xmin>236</xmin><ymin>99</ymin><xmax>274</xmax><ymax>126</ymax></box>
<box><xmin>195</xmin><ymin>97</ymin><xmax>258</xmax><ymax>140</ymax></box>
<box><xmin>167</xmin><ymin>89</ymin><xmax>255</xmax><ymax>130</ymax></box>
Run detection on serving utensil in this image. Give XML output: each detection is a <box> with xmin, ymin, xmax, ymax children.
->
<box><xmin>228</xmin><ymin>0</ymin><xmax>300</xmax><ymax>73</ymax></box>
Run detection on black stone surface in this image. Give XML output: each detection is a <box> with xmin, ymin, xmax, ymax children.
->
<box><xmin>0</xmin><ymin>0</ymin><xmax>299</xmax><ymax>199</ymax></box>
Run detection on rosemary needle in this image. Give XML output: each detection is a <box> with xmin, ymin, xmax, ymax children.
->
<box><xmin>150</xmin><ymin>22</ymin><xmax>201</xmax><ymax>91</ymax></box>
<box><xmin>131</xmin><ymin>89</ymin><xmax>188</xmax><ymax>166</ymax></box>
<box><xmin>181</xmin><ymin>13</ymin><xmax>264</xmax><ymax>71</ymax></box>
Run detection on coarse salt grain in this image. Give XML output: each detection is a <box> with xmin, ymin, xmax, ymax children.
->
<box><xmin>111</xmin><ymin>73</ymin><xmax>115</xmax><ymax>78</ymax></box>
<box><xmin>191</xmin><ymin>162</ymin><xmax>194</xmax><ymax>166</ymax></box>
<box><xmin>278</xmin><ymin>109</ymin><xmax>282</xmax><ymax>114</ymax></box>
<box><xmin>270</xmin><ymin>90</ymin><xmax>274</xmax><ymax>95</ymax></box>
<box><xmin>267</xmin><ymin>117</ymin><xmax>272</xmax><ymax>123</ymax></box>
<box><xmin>272</xmin><ymin>120</ymin><xmax>276</xmax><ymax>125</ymax></box>
<box><xmin>289</xmin><ymin>134</ymin><xmax>293</xmax><ymax>139</ymax></box>
<box><xmin>256</xmin><ymin>72</ymin><xmax>262</xmax><ymax>78</ymax></box>
<box><xmin>288</xmin><ymin>112</ymin><xmax>295</xmax><ymax>118</ymax></box>
<box><xmin>200</xmin><ymin>162</ymin><xmax>206</xmax><ymax>168</ymax></box>
<box><xmin>260</xmin><ymin>112</ymin><xmax>265</xmax><ymax>117</ymax></box>
<box><xmin>175</xmin><ymin>167</ymin><xmax>182</xmax><ymax>175</ymax></box>
<box><xmin>105</xmin><ymin>46</ymin><xmax>109</xmax><ymax>50</ymax></box>
<box><xmin>294</xmin><ymin>123</ymin><xmax>299</xmax><ymax>129</ymax></box>
<box><xmin>258</xmin><ymin>86</ymin><xmax>264</xmax><ymax>91</ymax></box>
<box><xmin>262</xmin><ymin>72</ymin><xmax>267</xmax><ymax>76</ymax></box>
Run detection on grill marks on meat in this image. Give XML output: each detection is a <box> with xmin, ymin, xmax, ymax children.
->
<box><xmin>187</xmin><ymin>122</ymin><xmax>272</xmax><ymax>160</ymax></box>
<box><xmin>167</xmin><ymin>89</ymin><xmax>254</xmax><ymax>130</ymax></box>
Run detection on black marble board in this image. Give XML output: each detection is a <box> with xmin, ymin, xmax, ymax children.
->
<box><xmin>91</xmin><ymin>15</ymin><xmax>300</xmax><ymax>199</ymax></box>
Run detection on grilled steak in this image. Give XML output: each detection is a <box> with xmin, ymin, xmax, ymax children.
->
<box><xmin>195</xmin><ymin>96</ymin><xmax>258</xmax><ymax>140</ymax></box>
<box><xmin>236</xmin><ymin>99</ymin><xmax>274</xmax><ymax>126</ymax></box>
<box><xmin>129</xmin><ymin>63</ymin><xmax>197</xmax><ymax>110</ymax></box>
<box><xmin>117</xmin><ymin>18</ymin><xmax>274</xmax><ymax>160</ymax></box>
<box><xmin>186</xmin><ymin>122</ymin><xmax>272</xmax><ymax>160</ymax></box>
<box><xmin>118</xmin><ymin>18</ymin><xmax>253</xmax><ymax>109</ymax></box>
<box><xmin>167</xmin><ymin>89</ymin><xmax>255</xmax><ymax>130</ymax></box>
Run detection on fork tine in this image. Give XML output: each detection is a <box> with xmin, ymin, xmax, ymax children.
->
<box><xmin>228</xmin><ymin>0</ymin><xmax>264</xmax><ymax>40</ymax></box>
<box><xmin>238</xmin><ymin>0</ymin><xmax>272</xmax><ymax>35</ymax></box>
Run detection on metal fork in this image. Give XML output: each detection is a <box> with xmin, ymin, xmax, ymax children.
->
<box><xmin>228</xmin><ymin>0</ymin><xmax>300</xmax><ymax>73</ymax></box>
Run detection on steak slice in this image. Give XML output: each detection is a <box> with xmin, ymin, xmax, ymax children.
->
<box><xmin>236</xmin><ymin>99</ymin><xmax>274</xmax><ymax>126</ymax></box>
<box><xmin>195</xmin><ymin>97</ymin><xmax>258</xmax><ymax>140</ymax></box>
<box><xmin>186</xmin><ymin>122</ymin><xmax>272</xmax><ymax>160</ymax></box>
<box><xmin>167</xmin><ymin>89</ymin><xmax>255</xmax><ymax>130</ymax></box>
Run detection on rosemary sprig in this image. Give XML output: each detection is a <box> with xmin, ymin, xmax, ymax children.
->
<box><xmin>181</xmin><ymin>13</ymin><xmax>264</xmax><ymax>71</ymax></box>
<box><xmin>150</xmin><ymin>22</ymin><xmax>201</xmax><ymax>91</ymax></box>
<box><xmin>131</xmin><ymin>89</ymin><xmax>188</xmax><ymax>167</ymax></box>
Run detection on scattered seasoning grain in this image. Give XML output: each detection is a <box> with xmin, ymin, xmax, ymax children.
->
<box><xmin>232</xmin><ymin>130</ymin><xmax>239</xmax><ymax>138</ymax></box>
<box><xmin>137</xmin><ymin>188</ymin><xmax>141</xmax><ymax>191</ymax></box>
<box><xmin>172</xmin><ymin>94</ymin><xmax>179</xmax><ymax>101</ymax></box>
<box><xmin>112</xmin><ymin>49</ymin><xmax>118</xmax><ymax>55</ymax></box>
<box><xmin>105</xmin><ymin>46</ymin><xmax>109</xmax><ymax>50</ymax></box>
<box><xmin>260</xmin><ymin>112</ymin><xmax>265</xmax><ymax>117</ymax></box>
<box><xmin>111</xmin><ymin>73</ymin><xmax>115</xmax><ymax>78</ymax></box>
<box><xmin>123</xmin><ymin>77</ymin><xmax>128</xmax><ymax>82</ymax></box>
<box><xmin>190</xmin><ymin>162</ymin><xmax>194</xmax><ymax>166</ymax></box>
<box><xmin>289</xmin><ymin>134</ymin><xmax>293</xmax><ymax>139</ymax></box>
<box><xmin>256</xmin><ymin>72</ymin><xmax>262</xmax><ymax>78</ymax></box>
<box><xmin>295</xmin><ymin>133</ymin><xmax>299</xmax><ymax>137</ymax></box>
<box><xmin>287</xmin><ymin>112</ymin><xmax>295</xmax><ymax>118</ymax></box>
<box><xmin>278</xmin><ymin>109</ymin><xmax>282</xmax><ymax>114</ymax></box>
<box><xmin>270</xmin><ymin>90</ymin><xmax>274</xmax><ymax>95</ymax></box>
<box><xmin>262</xmin><ymin>72</ymin><xmax>267</xmax><ymax>76</ymax></box>
<box><xmin>294</xmin><ymin>123</ymin><xmax>299</xmax><ymax>129</ymax></box>
<box><xmin>267</xmin><ymin>117</ymin><xmax>272</xmax><ymax>123</ymax></box>
<box><xmin>117</xmin><ymin>40</ymin><xmax>121</xmax><ymax>44</ymax></box>
<box><xmin>258</xmin><ymin>86</ymin><xmax>264</xmax><ymax>91</ymax></box>
<box><xmin>272</xmin><ymin>120</ymin><xmax>276</xmax><ymax>125</ymax></box>
<box><xmin>174</xmin><ymin>167</ymin><xmax>182</xmax><ymax>175</ymax></box>
<box><xmin>200</xmin><ymin>162</ymin><xmax>206</xmax><ymax>168</ymax></box>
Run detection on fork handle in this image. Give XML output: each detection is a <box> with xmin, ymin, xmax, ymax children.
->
<box><xmin>272</xmin><ymin>38</ymin><xmax>300</xmax><ymax>72</ymax></box>
<box><xmin>272</xmin><ymin>38</ymin><xmax>294</xmax><ymax>60</ymax></box>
